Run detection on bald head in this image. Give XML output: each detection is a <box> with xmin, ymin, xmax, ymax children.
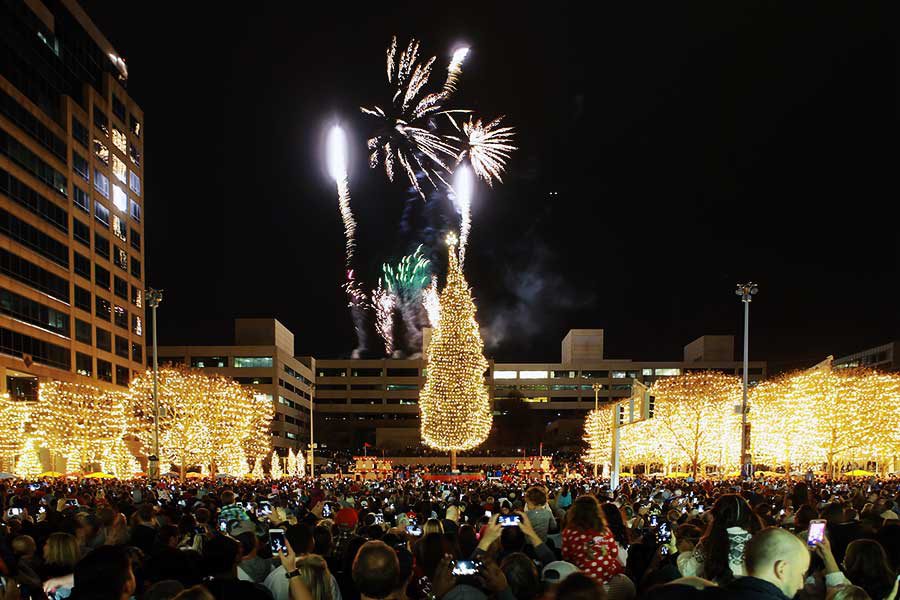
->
<box><xmin>353</xmin><ymin>540</ymin><xmax>400</xmax><ymax>600</ymax></box>
<box><xmin>745</xmin><ymin>527</ymin><xmax>810</xmax><ymax>597</ymax></box>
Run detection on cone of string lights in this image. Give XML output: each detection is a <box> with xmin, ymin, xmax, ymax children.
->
<box><xmin>128</xmin><ymin>366</ymin><xmax>272</xmax><ymax>480</ymax></box>
<box><xmin>35</xmin><ymin>381</ymin><xmax>130</xmax><ymax>474</ymax></box>
<box><xmin>582</xmin><ymin>405</ymin><xmax>612</xmax><ymax>472</ymax></box>
<box><xmin>270</xmin><ymin>450</ymin><xmax>284</xmax><ymax>478</ymax></box>
<box><xmin>419</xmin><ymin>234</ymin><xmax>493</xmax><ymax>464</ymax></box>
<box><xmin>750</xmin><ymin>365</ymin><xmax>900</xmax><ymax>474</ymax></box>
<box><xmin>0</xmin><ymin>394</ymin><xmax>30</xmax><ymax>472</ymax></box>
<box><xmin>15</xmin><ymin>436</ymin><xmax>43</xmax><ymax>478</ymax></box>
<box><xmin>250</xmin><ymin>456</ymin><xmax>265</xmax><ymax>479</ymax></box>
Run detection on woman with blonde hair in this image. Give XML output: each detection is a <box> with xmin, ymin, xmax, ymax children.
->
<box><xmin>294</xmin><ymin>554</ymin><xmax>333</xmax><ymax>600</ymax></box>
<box><xmin>41</xmin><ymin>532</ymin><xmax>80</xmax><ymax>596</ymax></box>
<box><xmin>422</xmin><ymin>518</ymin><xmax>444</xmax><ymax>536</ymax></box>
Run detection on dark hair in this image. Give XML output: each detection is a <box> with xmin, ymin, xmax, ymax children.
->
<box><xmin>70</xmin><ymin>545</ymin><xmax>133</xmax><ymax>600</ymax></box>
<box><xmin>601</xmin><ymin>503</ymin><xmax>628</xmax><ymax>548</ymax></box>
<box><xmin>314</xmin><ymin>525</ymin><xmax>333</xmax><ymax>556</ymax></box>
<box><xmin>698</xmin><ymin>494</ymin><xmax>760</xmax><ymax>582</ymax></box>
<box><xmin>458</xmin><ymin>524</ymin><xmax>478</xmax><ymax>558</ymax></box>
<box><xmin>157</xmin><ymin>524</ymin><xmax>180</xmax><ymax>547</ymax></box>
<box><xmin>202</xmin><ymin>535</ymin><xmax>240</xmax><ymax>576</ymax></box>
<box><xmin>286</xmin><ymin>522</ymin><xmax>315</xmax><ymax>554</ymax></box>
<box><xmin>843</xmin><ymin>539</ymin><xmax>895</xmax><ymax>600</ymax></box>
<box><xmin>555</xmin><ymin>572</ymin><xmax>606</xmax><ymax>600</ymax></box>
<box><xmin>500</xmin><ymin>524</ymin><xmax>526</xmax><ymax>553</ymax></box>
<box><xmin>875</xmin><ymin>521</ymin><xmax>900</xmax><ymax>571</ymax></box>
<box><xmin>415</xmin><ymin>532</ymin><xmax>453</xmax><ymax>580</ymax></box>
<box><xmin>567</xmin><ymin>496</ymin><xmax>607</xmax><ymax>533</ymax></box>
<box><xmin>352</xmin><ymin>541</ymin><xmax>400</xmax><ymax>599</ymax></box>
<box><xmin>525</xmin><ymin>487</ymin><xmax>548</xmax><ymax>506</ymax></box>
<box><xmin>500</xmin><ymin>553</ymin><xmax>540</xmax><ymax>600</ymax></box>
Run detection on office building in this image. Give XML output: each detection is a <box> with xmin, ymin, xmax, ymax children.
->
<box><xmin>834</xmin><ymin>341</ymin><xmax>898</xmax><ymax>372</ymax></box>
<box><xmin>0</xmin><ymin>0</ymin><xmax>146</xmax><ymax>401</ymax></box>
<box><xmin>156</xmin><ymin>319</ymin><xmax>315</xmax><ymax>455</ymax></box>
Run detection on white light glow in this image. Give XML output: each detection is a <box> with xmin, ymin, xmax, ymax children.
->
<box><xmin>493</xmin><ymin>370</ymin><xmax>517</xmax><ymax>380</ymax></box>
<box><xmin>520</xmin><ymin>370</ymin><xmax>549</xmax><ymax>379</ymax></box>
<box><xmin>450</xmin><ymin>47</ymin><xmax>470</xmax><ymax>69</ymax></box>
<box><xmin>452</xmin><ymin>164</ymin><xmax>474</xmax><ymax>265</ymax></box>
<box><xmin>327</xmin><ymin>125</ymin><xmax>348</xmax><ymax>181</ymax></box>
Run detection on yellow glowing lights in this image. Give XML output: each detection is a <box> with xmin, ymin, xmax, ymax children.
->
<box><xmin>583</xmin><ymin>367</ymin><xmax>900</xmax><ymax>474</ymax></box>
<box><xmin>419</xmin><ymin>242</ymin><xmax>492</xmax><ymax>451</ymax></box>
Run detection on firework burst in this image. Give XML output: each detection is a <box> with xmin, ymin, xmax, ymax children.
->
<box><xmin>443</xmin><ymin>46</ymin><xmax>469</xmax><ymax>94</ymax></box>
<box><xmin>371</xmin><ymin>282</ymin><xmax>396</xmax><ymax>355</ymax></box>
<box><xmin>450</xmin><ymin>115</ymin><xmax>517</xmax><ymax>186</ymax></box>
<box><xmin>423</xmin><ymin>275</ymin><xmax>441</xmax><ymax>328</ymax></box>
<box><xmin>362</xmin><ymin>36</ymin><xmax>463</xmax><ymax>198</ymax></box>
<box><xmin>382</xmin><ymin>245</ymin><xmax>432</xmax><ymax>296</ymax></box>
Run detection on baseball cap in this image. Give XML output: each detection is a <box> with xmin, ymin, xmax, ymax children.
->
<box><xmin>229</xmin><ymin>520</ymin><xmax>260</xmax><ymax>537</ymax></box>
<box><xmin>542</xmin><ymin>561</ymin><xmax>579</xmax><ymax>583</ymax></box>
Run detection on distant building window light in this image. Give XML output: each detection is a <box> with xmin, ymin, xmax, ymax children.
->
<box><xmin>130</xmin><ymin>114</ymin><xmax>141</xmax><ymax>137</ymax></box>
<box><xmin>522</xmin><ymin>396</ymin><xmax>549</xmax><ymax>403</ymax></box>
<box><xmin>112</xmin><ymin>184</ymin><xmax>127</xmax><ymax>212</ymax></box>
<box><xmin>112</xmin><ymin>155</ymin><xmax>126</xmax><ymax>183</ymax></box>
<box><xmin>112</xmin><ymin>128</ymin><xmax>127</xmax><ymax>153</ymax></box>
<box><xmin>519</xmin><ymin>370</ymin><xmax>549</xmax><ymax>379</ymax></box>
<box><xmin>132</xmin><ymin>315</ymin><xmax>142</xmax><ymax>336</ymax></box>
<box><xmin>112</xmin><ymin>215</ymin><xmax>126</xmax><ymax>242</ymax></box>
<box><xmin>234</xmin><ymin>356</ymin><xmax>273</xmax><ymax>368</ymax></box>
<box><xmin>493</xmin><ymin>370</ymin><xmax>517</xmax><ymax>379</ymax></box>
<box><xmin>93</xmin><ymin>139</ymin><xmax>109</xmax><ymax>164</ymax></box>
<box><xmin>130</xmin><ymin>200</ymin><xmax>141</xmax><ymax>222</ymax></box>
<box><xmin>129</xmin><ymin>171</ymin><xmax>141</xmax><ymax>195</ymax></box>
<box><xmin>611</xmin><ymin>371</ymin><xmax>628</xmax><ymax>379</ymax></box>
<box><xmin>93</xmin><ymin>169</ymin><xmax>109</xmax><ymax>198</ymax></box>
<box><xmin>654</xmin><ymin>368</ymin><xmax>681</xmax><ymax>376</ymax></box>
<box><xmin>94</xmin><ymin>201</ymin><xmax>110</xmax><ymax>226</ymax></box>
<box><xmin>642</xmin><ymin>368</ymin><xmax>653</xmax><ymax>376</ymax></box>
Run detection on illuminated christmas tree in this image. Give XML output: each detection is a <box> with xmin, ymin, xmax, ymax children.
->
<box><xmin>270</xmin><ymin>450</ymin><xmax>283</xmax><ymax>479</ymax></box>
<box><xmin>419</xmin><ymin>234</ymin><xmax>492</xmax><ymax>460</ymax></box>
<box><xmin>250</xmin><ymin>456</ymin><xmax>264</xmax><ymax>479</ymax></box>
<box><xmin>101</xmin><ymin>437</ymin><xmax>139</xmax><ymax>479</ymax></box>
<box><xmin>583</xmin><ymin>406</ymin><xmax>612</xmax><ymax>473</ymax></box>
<box><xmin>15</xmin><ymin>437</ymin><xmax>43</xmax><ymax>478</ymax></box>
<box><xmin>286</xmin><ymin>448</ymin><xmax>300</xmax><ymax>477</ymax></box>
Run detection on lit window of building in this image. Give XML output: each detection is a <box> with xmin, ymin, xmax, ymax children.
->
<box><xmin>112</xmin><ymin>184</ymin><xmax>127</xmax><ymax>212</ymax></box>
<box><xmin>112</xmin><ymin>155</ymin><xmax>126</xmax><ymax>182</ymax></box>
<box><xmin>519</xmin><ymin>370</ymin><xmax>549</xmax><ymax>379</ymax></box>
<box><xmin>234</xmin><ymin>356</ymin><xmax>274</xmax><ymax>368</ymax></box>
<box><xmin>112</xmin><ymin>127</ymin><xmax>127</xmax><ymax>153</ymax></box>
<box><xmin>93</xmin><ymin>138</ymin><xmax>109</xmax><ymax>164</ymax></box>
<box><xmin>493</xmin><ymin>370</ymin><xmax>517</xmax><ymax>379</ymax></box>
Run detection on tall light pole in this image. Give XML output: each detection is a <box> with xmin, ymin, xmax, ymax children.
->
<box><xmin>592</xmin><ymin>382</ymin><xmax>602</xmax><ymax>478</ymax></box>
<box><xmin>146</xmin><ymin>288</ymin><xmax>163</xmax><ymax>479</ymax></box>
<box><xmin>735</xmin><ymin>282</ymin><xmax>758</xmax><ymax>479</ymax></box>
<box><xmin>308</xmin><ymin>383</ymin><xmax>315</xmax><ymax>478</ymax></box>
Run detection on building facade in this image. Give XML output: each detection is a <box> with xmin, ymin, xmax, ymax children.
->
<box><xmin>0</xmin><ymin>0</ymin><xmax>146</xmax><ymax>402</ymax></box>
<box><xmin>156</xmin><ymin>319</ymin><xmax>314</xmax><ymax>455</ymax></box>
<box><xmin>834</xmin><ymin>341</ymin><xmax>898</xmax><ymax>372</ymax></box>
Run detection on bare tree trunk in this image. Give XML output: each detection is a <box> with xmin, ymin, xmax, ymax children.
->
<box><xmin>450</xmin><ymin>450</ymin><xmax>457</xmax><ymax>472</ymax></box>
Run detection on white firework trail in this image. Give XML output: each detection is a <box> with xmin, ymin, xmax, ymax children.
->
<box><xmin>451</xmin><ymin>164</ymin><xmax>474</xmax><ymax>267</ymax></box>
<box><xmin>443</xmin><ymin>47</ymin><xmax>470</xmax><ymax>94</ymax></box>
<box><xmin>327</xmin><ymin>125</ymin><xmax>356</xmax><ymax>265</ymax></box>
<box><xmin>450</xmin><ymin>115</ymin><xmax>517</xmax><ymax>187</ymax></box>
<box><xmin>423</xmin><ymin>275</ymin><xmax>441</xmax><ymax>328</ymax></box>
<box><xmin>372</xmin><ymin>283</ymin><xmax>396</xmax><ymax>355</ymax></box>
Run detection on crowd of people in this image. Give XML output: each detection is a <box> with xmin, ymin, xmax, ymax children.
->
<box><xmin>0</xmin><ymin>471</ymin><xmax>898</xmax><ymax>600</ymax></box>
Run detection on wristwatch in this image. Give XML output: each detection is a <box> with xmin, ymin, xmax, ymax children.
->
<box><xmin>285</xmin><ymin>569</ymin><xmax>301</xmax><ymax>579</ymax></box>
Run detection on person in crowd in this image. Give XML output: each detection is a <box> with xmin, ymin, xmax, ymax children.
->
<box><xmin>524</xmin><ymin>486</ymin><xmax>556</xmax><ymax>542</ymax></box>
<box><xmin>562</xmin><ymin>496</ymin><xmax>624</xmax><ymax>584</ymax></box>
<box><xmin>200</xmin><ymin>534</ymin><xmax>271</xmax><ymax>599</ymax></box>
<box><xmin>723</xmin><ymin>527</ymin><xmax>810</xmax><ymax>600</ymax></box>
<box><xmin>677</xmin><ymin>493</ymin><xmax>760</xmax><ymax>582</ymax></box>
<box><xmin>556</xmin><ymin>572</ymin><xmax>608</xmax><ymax>600</ymax></box>
<box><xmin>352</xmin><ymin>541</ymin><xmax>401</xmax><ymax>600</ymax></box>
<box><xmin>218</xmin><ymin>491</ymin><xmax>250</xmax><ymax>523</ymax></box>
<box><xmin>40</xmin><ymin>532</ymin><xmax>80</xmax><ymax>594</ymax></box>
<box><xmin>67</xmin><ymin>545</ymin><xmax>137</xmax><ymax>600</ymax></box>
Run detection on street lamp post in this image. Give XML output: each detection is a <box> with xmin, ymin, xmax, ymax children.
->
<box><xmin>146</xmin><ymin>288</ymin><xmax>163</xmax><ymax>480</ymax></box>
<box><xmin>735</xmin><ymin>282</ymin><xmax>758</xmax><ymax>479</ymax></box>
<box><xmin>308</xmin><ymin>383</ymin><xmax>315</xmax><ymax>478</ymax></box>
<box><xmin>592</xmin><ymin>382</ymin><xmax>602</xmax><ymax>479</ymax></box>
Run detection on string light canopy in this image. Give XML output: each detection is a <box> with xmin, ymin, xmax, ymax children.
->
<box><xmin>128</xmin><ymin>366</ymin><xmax>272</xmax><ymax>478</ymax></box>
<box><xmin>419</xmin><ymin>235</ymin><xmax>492</xmax><ymax>451</ymax></box>
<box><xmin>0</xmin><ymin>394</ymin><xmax>30</xmax><ymax>471</ymax></box>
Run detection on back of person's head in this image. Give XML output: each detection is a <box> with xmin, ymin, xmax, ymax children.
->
<box><xmin>143</xmin><ymin>579</ymin><xmax>185</xmax><ymax>600</ymax></box>
<box><xmin>296</xmin><ymin>554</ymin><xmax>333</xmax><ymax>600</ymax></box>
<box><xmin>830</xmin><ymin>586</ymin><xmax>872</xmax><ymax>600</ymax></box>
<box><xmin>221</xmin><ymin>491</ymin><xmax>236</xmax><ymax>506</ymax></box>
<box><xmin>71</xmin><ymin>545</ymin><xmax>135</xmax><ymax>600</ymax></box>
<box><xmin>525</xmin><ymin>486</ymin><xmax>547</xmax><ymax>507</ymax></box>
<box><xmin>555</xmin><ymin>572</ymin><xmax>606</xmax><ymax>600</ymax></box>
<box><xmin>423</xmin><ymin>518</ymin><xmax>444</xmax><ymax>536</ymax></box>
<box><xmin>500</xmin><ymin>553</ymin><xmax>540</xmax><ymax>600</ymax></box>
<box><xmin>794</xmin><ymin>505</ymin><xmax>816</xmax><ymax>531</ymax></box>
<box><xmin>287</xmin><ymin>522</ymin><xmax>315</xmax><ymax>554</ymax></box>
<box><xmin>875</xmin><ymin>521</ymin><xmax>900</xmax><ymax>571</ymax></box>
<box><xmin>314</xmin><ymin>525</ymin><xmax>333</xmax><ymax>556</ymax></box>
<box><xmin>500</xmin><ymin>525</ymin><xmax>526</xmax><ymax>553</ymax></box>
<box><xmin>744</xmin><ymin>527</ymin><xmax>809</xmax><ymax>597</ymax></box>
<box><xmin>44</xmin><ymin>532</ymin><xmax>80</xmax><ymax>568</ymax></box>
<box><xmin>568</xmin><ymin>496</ymin><xmax>605</xmax><ymax>532</ymax></box>
<box><xmin>601</xmin><ymin>503</ymin><xmax>628</xmax><ymax>547</ymax></box>
<box><xmin>97</xmin><ymin>506</ymin><xmax>117</xmax><ymax>528</ymax></box>
<box><xmin>674</xmin><ymin>524</ymin><xmax>702</xmax><ymax>553</ymax></box>
<box><xmin>138</xmin><ymin>503</ymin><xmax>156</xmax><ymax>525</ymax></box>
<box><xmin>352</xmin><ymin>540</ymin><xmax>400</xmax><ymax>599</ymax></box>
<box><xmin>157</xmin><ymin>524</ymin><xmax>180</xmax><ymax>547</ymax></box>
<box><xmin>11</xmin><ymin>534</ymin><xmax>36</xmax><ymax>557</ymax></box>
<box><xmin>416</xmin><ymin>532</ymin><xmax>452</xmax><ymax>579</ymax></box>
<box><xmin>698</xmin><ymin>494</ymin><xmax>758</xmax><ymax>581</ymax></box>
<box><xmin>821</xmin><ymin>502</ymin><xmax>845</xmax><ymax>523</ymax></box>
<box><xmin>172</xmin><ymin>585</ymin><xmax>215</xmax><ymax>600</ymax></box>
<box><xmin>202</xmin><ymin>535</ymin><xmax>240</xmax><ymax>576</ymax></box>
<box><xmin>458</xmin><ymin>524</ymin><xmax>478</xmax><ymax>558</ymax></box>
<box><xmin>236</xmin><ymin>532</ymin><xmax>257</xmax><ymax>557</ymax></box>
<box><xmin>843</xmin><ymin>539</ymin><xmax>894</xmax><ymax>600</ymax></box>
<box><xmin>194</xmin><ymin>507</ymin><xmax>211</xmax><ymax>524</ymax></box>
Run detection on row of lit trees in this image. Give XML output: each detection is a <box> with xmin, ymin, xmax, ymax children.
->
<box><xmin>1</xmin><ymin>365</ymin><xmax>282</xmax><ymax>480</ymax></box>
<box><xmin>584</xmin><ymin>366</ymin><xmax>900</xmax><ymax>477</ymax></box>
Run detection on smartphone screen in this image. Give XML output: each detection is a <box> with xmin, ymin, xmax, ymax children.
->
<box><xmin>656</xmin><ymin>522</ymin><xmax>672</xmax><ymax>544</ymax></box>
<box><xmin>322</xmin><ymin>503</ymin><xmax>333</xmax><ymax>517</ymax></box>
<box><xmin>485</xmin><ymin>510</ymin><xmax>492</xmax><ymax>518</ymax></box>
<box><xmin>648</xmin><ymin>514</ymin><xmax>659</xmax><ymax>527</ymax></box>
<box><xmin>498</xmin><ymin>515</ymin><xmax>522</xmax><ymax>527</ymax></box>
<box><xmin>807</xmin><ymin>520</ymin><xmax>826</xmax><ymax>547</ymax></box>
<box><xmin>406</xmin><ymin>525</ymin><xmax>422</xmax><ymax>536</ymax></box>
<box><xmin>269</xmin><ymin>528</ymin><xmax>287</xmax><ymax>554</ymax></box>
<box><xmin>451</xmin><ymin>560</ymin><xmax>482</xmax><ymax>576</ymax></box>
<box><xmin>374</xmin><ymin>512</ymin><xmax>384</xmax><ymax>524</ymax></box>
<box><xmin>219</xmin><ymin>520</ymin><xmax>228</xmax><ymax>532</ymax></box>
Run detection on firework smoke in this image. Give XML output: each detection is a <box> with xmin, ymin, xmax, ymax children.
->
<box><xmin>451</xmin><ymin>165</ymin><xmax>474</xmax><ymax>267</ymax></box>
<box><xmin>450</xmin><ymin>115</ymin><xmax>517</xmax><ymax>186</ymax></box>
<box><xmin>443</xmin><ymin>46</ymin><xmax>469</xmax><ymax>94</ymax></box>
<box><xmin>423</xmin><ymin>275</ymin><xmax>440</xmax><ymax>328</ymax></box>
<box><xmin>379</xmin><ymin>246</ymin><xmax>432</xmax><ymax>357</ymax></box>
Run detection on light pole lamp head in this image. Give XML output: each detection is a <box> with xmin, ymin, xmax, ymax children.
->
<box><xmin>146</xmin><ymin>288</ymin><xmax>164</xmax><ymax>308</ymax></box>
<box><xmin>735</xmin><ymin>282</ymin><xmax>759</xmax><ymax>302</ymax></box>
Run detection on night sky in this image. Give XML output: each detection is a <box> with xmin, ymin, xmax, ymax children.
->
<box><xmin>80</xmin><ymin>3</ymin><xmax>896</xmax><ymax>371</ymax></box>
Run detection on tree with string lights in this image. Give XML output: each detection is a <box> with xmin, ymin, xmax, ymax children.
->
<box><xmin>0</xmin><ymin>395</ymin><xmax>30</xmax><ymax>472</ymax></box>
<box><xmin>419</xmin><ymin>234</ymin><xmax>492</xmax><ymax>470</ymax></box>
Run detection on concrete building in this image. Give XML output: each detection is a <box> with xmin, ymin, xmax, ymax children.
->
<box><xmin>315</xmin><ymin>329</ymin><xmax>766</xmax><ymax>451</ymax></box>
<box><xmin>834</xmin><ymin>341</ymin><xmax>898</xmax><ymax>372</ymax></box>
<box><xmin>156</xmin><ymin>319</ymin><xmax>315</xmax><ymax>455</ymax></box>
<box><xmin>0</xmin><ymin>0</ymin><xmax>146</xmax><ymax>401</ymax></box>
